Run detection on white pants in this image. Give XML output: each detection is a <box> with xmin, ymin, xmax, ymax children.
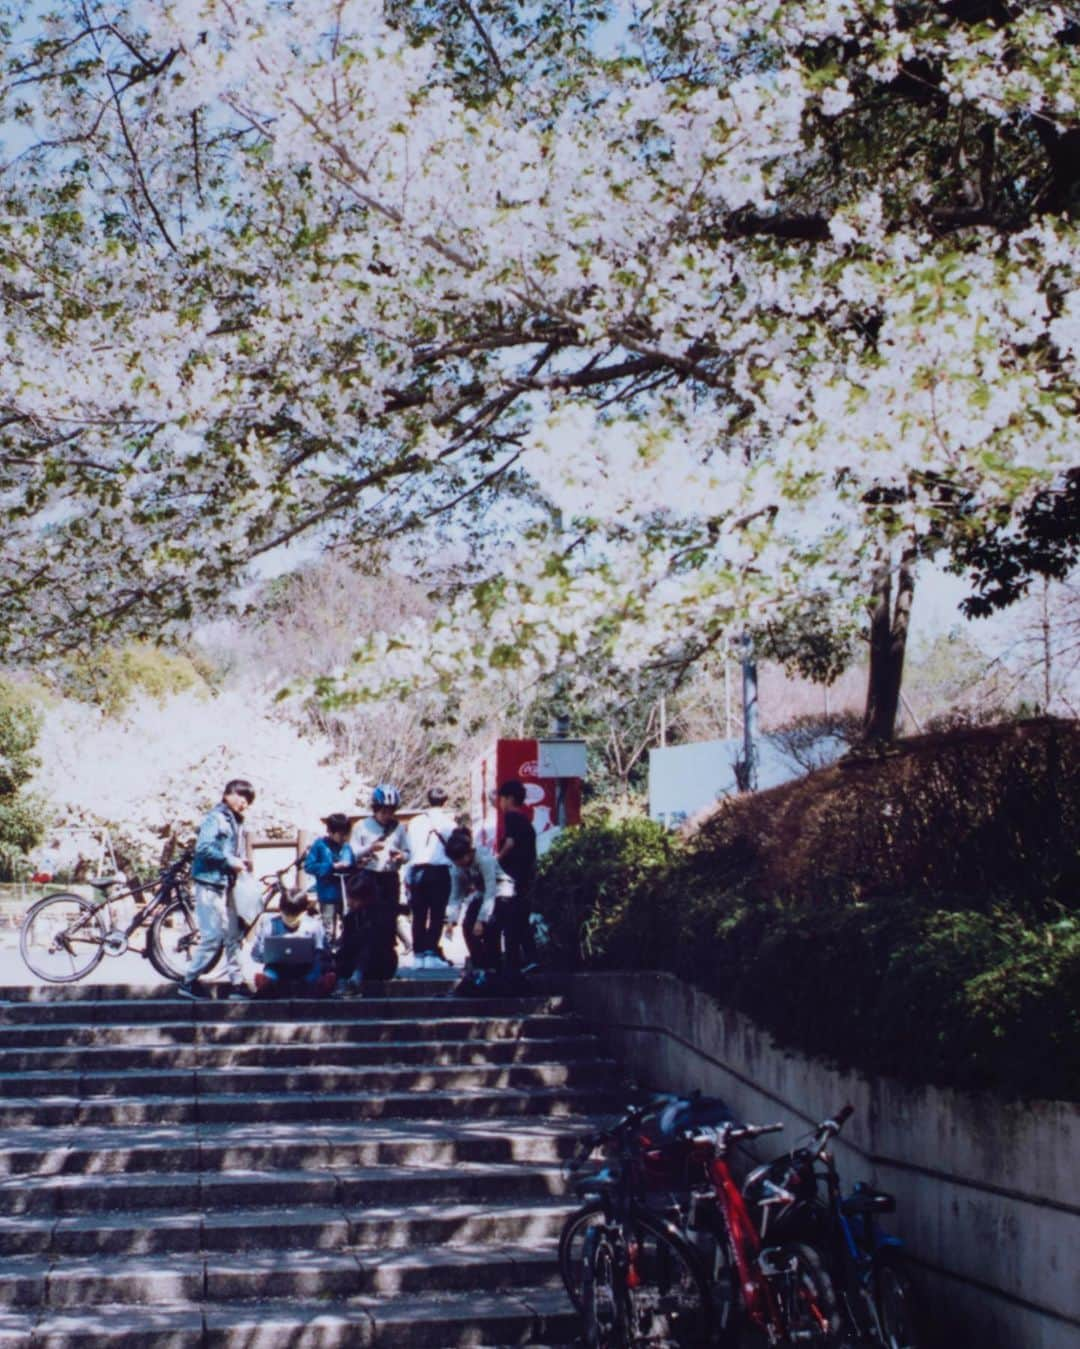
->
<box><xmin>187</xmin><ymin>882</ymin><xmax>242</xmax><ymax>984</ymax></box>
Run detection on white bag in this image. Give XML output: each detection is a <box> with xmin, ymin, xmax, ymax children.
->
<box><xmin>232</xmin><ymin>871</ymin><xmax>265</xmax><ymax>928</ymax></box>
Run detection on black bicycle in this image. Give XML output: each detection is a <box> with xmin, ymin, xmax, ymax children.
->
<box><xmin>147</xmin><ymin>864</ymin><xmax>299</xmax><ymax>983</ymax></box>
<box><xmin>740</xmin><ymin>1106</ymin><xmax>925</xmax><ymax>1348</ymax></box>
<box><xmin>559</xmin><ymin>1095</ymin><xmax>717</xmax><ymax>1348</ymax></box>
<box><xmin>19</xmin><ymin>851</ymin><xmax>195</xmax><ymax>983</ymax></box>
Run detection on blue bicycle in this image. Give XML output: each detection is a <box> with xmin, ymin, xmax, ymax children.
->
<box><xmin>740</xmin><ymin>1106</ymin><xmax>925</xmax><ymax>1349</ymax></box>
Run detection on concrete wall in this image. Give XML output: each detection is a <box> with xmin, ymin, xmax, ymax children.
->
<box><xmin>561</xmin><ymin>971</ymin><xmax>1080</xmax><ymax>1349</ymax></box>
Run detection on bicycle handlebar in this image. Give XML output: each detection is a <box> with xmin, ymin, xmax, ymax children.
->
<box><xmin>686</xmin><ymin>1120</ymin><xmax>785</xmax><ymax>1152</ymax></box>
<box><xmin>566</xmin><ymin>1093</ymin><xmax>686</xmax><ymax>1171</ymax></box>
<box><xmin>807</xmin><ymin>1103</ymin><xmax>855</xmax><ymax>1160</ymax></box>
<box><xmin>258</xmin><ymin>863</ymin><xmax>301</xmax><ymax>886</ymax></box>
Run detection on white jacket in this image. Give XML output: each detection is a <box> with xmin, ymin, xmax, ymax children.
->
<box><xmin>446</xmin><ymin>844</ymin><xmax>514</xmax><ymax>926</ymax></box>
<box><xmin>351</xmin><ymin>816</ymin><xmax>411</xmax><ymax>873</ymax></box>
<box><xmin>404</xmin><ymin>808</ymin><xmax>457</xmax><ymax>882</ymax></box>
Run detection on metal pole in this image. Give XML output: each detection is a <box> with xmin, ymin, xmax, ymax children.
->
<box><xmin>741</xmin><ymin>631</ymin><xmax>759</xmax><ymax>792</ymax></box>
<box><xmin>724</xmin><ymin>649</ymin><xmax>732</xmax><ymax>739</ymax></box>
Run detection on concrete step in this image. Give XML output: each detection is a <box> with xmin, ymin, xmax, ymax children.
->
<box><xmin>0</xmin><ymin>1034</ymin><xmax>602</xmax><ymax>1073</ymax></box>
<box><xmin>0</xmin><ymin>979</ymin><xmax>598</xmax><ymax>1348</ymax></box>
<box><xmin>0</xmin><ymin>1159</ymin><xmax>571</xmax><ymax>1217</ymax></box>
<box><xmin>0</xmin><ymin>1196</ymin><xmax>579</xmax><ymax>1258</ymax></box>
<box><xmin>0</xmin><ymin>992</ymin><xmax>571</xmax><ymax>1026</ymax></box>
<box><xmin>0</xmin><ymin>1081</ymin><xmax>611</xmax><ymax>1129</ymax></box>
<box><xmin>0</xmin><ymin>1012</ymin><xmax>587</xmax><ymax>1050</ymax></box>
<box><xmin>0</xmin><ymin>1116</ymin><xmax>596</xmax><ymax>1178</ymax></box>
<box><xmin>0</xmin><ymin>1241</ymin><xmax>562</xmax><ymax>1308</ymax></box>
<box><xmin>10</xmin><ymin>1285</ymin><xmax>576</xmax><ymax>1346</ymax></box>
<box><xmin>3</xmin><ymin>1057</ymin><xmax>613</xmax><ymax>1101</ymax></box>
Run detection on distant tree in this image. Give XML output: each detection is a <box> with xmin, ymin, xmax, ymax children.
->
<box><xmin>768</xmin><ymin>712</ymin><xmax>861</xmax><ymax>775</ymax></box>
<box><xmin>0</xmin><ymin>680</ymin><xmax>44</xmax><ymax>878</ymax></box>
<box><xmin>54</xmin><ymin>642</ymin><xmax>208</xmax><ymax>718</ymax></box>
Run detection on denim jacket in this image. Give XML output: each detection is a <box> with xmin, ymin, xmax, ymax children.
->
<box><xmin>192</xmin><ymin>801</ymin><xmax>246</xmax><ymax>891</ymax></box>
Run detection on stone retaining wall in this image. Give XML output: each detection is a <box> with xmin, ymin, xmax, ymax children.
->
<box><xmin>561</xmin><ymin>971</ymin><xmax>1079</xmax><ymax>1349</ymax></box>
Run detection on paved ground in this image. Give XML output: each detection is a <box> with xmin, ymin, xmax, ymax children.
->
<box><xmin>0</xmin><ymin>927</ymin><xmax>464</xmax><ymax>989</ymax></box>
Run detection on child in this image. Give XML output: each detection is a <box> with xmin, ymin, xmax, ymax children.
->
<box><xmin>334</xmin><ymin>870</ymin><xmax>377</xmax><ymax>997</ymax></box>
<box><xmin>302</xmin><ymin>812</ymin><xmax>356</xmax><ymax>945</ymax></box>
<box><xmin>251</xmin><ymin>888</ymin><xmax>336</xmax><ymax>997</ymax></box>
<box><xmin>179</xmin><ymin>778</ymin><xmax>255</xmax><ymax>1002</ymax></box>
<box><xmin>443</xmin><ymin>827</ymin><xmax>514</xmax><ymax>973</ymax></box>
<box><xmin>349</xmin><ymin>785</ymin><xmax>410</xmax><ymax>980</ymax></box>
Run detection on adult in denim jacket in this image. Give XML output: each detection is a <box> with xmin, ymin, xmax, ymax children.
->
<box><xmin>179</xmin><ymin>779</ymin><xmax>255</xmax><ymax>1000</ymax></box>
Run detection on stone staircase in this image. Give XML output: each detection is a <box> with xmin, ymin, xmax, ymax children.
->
<box><xmin>0</xmin><ymin>980</ymin><xmax>618</xmax><ymax>1347</ymax></box>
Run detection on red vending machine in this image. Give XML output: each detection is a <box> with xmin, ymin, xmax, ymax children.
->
<box><xmin>469</xmin><ymin>738</ymin><xmax>587</xmax><ymax>853</ymax></box>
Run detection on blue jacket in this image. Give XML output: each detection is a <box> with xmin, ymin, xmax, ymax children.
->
<box><xmin>303</xmin><ymin>836</ymin><xmax>355</xmax><ymax>905</ymax></box>
<box><xmin>192</xmin><ymin>801</ymin><xmax>246</xmax><ymax>891</ymax></box>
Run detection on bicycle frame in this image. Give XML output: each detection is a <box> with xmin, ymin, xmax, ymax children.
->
<box><xmin>703</xmin><ymin>1144</ymin><xmax>787</xmax><ymax>1330</ymax></box>
<box><xmin>739</xmin><ymin>1104</ymin><xmax>917</xmax><ymax>1348</ymax></box>
<box><xmin>72</xmin><ymin>859</ymin><xmax>192</xmax><ymax>955</ymax></box>
<box><xmin>812</xmin><ymin>1135</ymin><xmax>906</xmax><ymax>1342</ymax></box>
<box><xmin>685</xmin><ymin>1118</ymin><xmax>843</xmax><ymax>1345</ymax></box>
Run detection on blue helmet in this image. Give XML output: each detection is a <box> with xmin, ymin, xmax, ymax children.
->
<box><xmin>371</xmin><ymin>784</ymin><xmax>401</xmax><ymax>808</ymax></box>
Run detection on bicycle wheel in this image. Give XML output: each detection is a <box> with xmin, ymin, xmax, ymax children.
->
<box><xmin>769</xmin><ymin>1242</ymin><xmax>843</xmax><ymax>1346</ymax></box>
<box><xmin>582</xmin><ymin>1221</ymin><xmax>630</xmax><ymax>1348</ymax></box>
<box><xmin>20</xmin><ymin>893</ymin><xmax>106</xmax><ymax>983</ymax></box>
<box><xmin>623</xmin><ymin>1209</ymin><xmax>713</xmax><ymax>1347</ymax></box>
<box><xmin>149</xmin><ymin>895</ymin><xmax>216</xmax><ymax>982</ymax></box>
<box><xmin>559</xmin><ymin>1198</ymin><xmax>606</xmax><ymax>1311</ymax></box>
<box><xmin>874</xmin><ymin>1251</ymin><xmax>924</xmax><ymax>1349</ymax></box>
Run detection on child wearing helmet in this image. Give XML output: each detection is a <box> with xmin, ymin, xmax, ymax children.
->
<box><xmin>348</xmin><ymin>785</ymin><xmax>410</xmax><ymax>980</ymax></box>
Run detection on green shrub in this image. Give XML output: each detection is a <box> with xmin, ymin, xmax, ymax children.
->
<box><xmin>535</xmin><ymin>814</ymin><xmax>680</xmax><ymax>969</ymax></box>
<box><xmin>537</xmin><ymin>721</ymin><xmax>1080</xmax><ymax>1101</ymax></box>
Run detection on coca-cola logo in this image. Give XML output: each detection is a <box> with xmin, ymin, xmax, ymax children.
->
<box><xmin>518</xmin><ymin>760</ymin><xmax>539</xmax><ymax>777</ymax></box>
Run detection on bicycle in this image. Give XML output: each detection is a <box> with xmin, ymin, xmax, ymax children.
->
<box><xmin>559</xmin><ymin>1092</ymin><xmax>733</xmax><ymax>1316</ymax></box>
<box><xmin>559</xmin><ymin>1094</ymin><xmax>717</xmax><ymax>1347</ymax></box>
<box><xmin>147</xmin><ymin>864</ymin><xmax>300</xmax><ymax>983</ymax></box>
<box><xmin>679</xmin><ymin>1116</ymin><xmax>844</xmax><ymax>1347</ymax></box>
<box><xmin>740</xmin><ymin>1106</ymin><xmax>925</xmax><ymax>1348</ymax></box>
<box><xmin>19</xmin><ymin>852</ymin><xmax>194</xmax><ymax>984</ymax></box>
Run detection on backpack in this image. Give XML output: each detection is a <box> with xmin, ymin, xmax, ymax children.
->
<box><xmin>451</xmin><ymin>966</ymin><xmax>531</xmax><ymax>998</ymax></box>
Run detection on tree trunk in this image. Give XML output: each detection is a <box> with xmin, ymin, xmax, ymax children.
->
<box><xmin>1040</xmin><ymin>577</ymin><xmax>1052</xmax><ymax>712</ymax></box>
<box><xmin>862</xmin><ymin>545</ymin><xmax>917</xmax><ymax>744</ymax></box>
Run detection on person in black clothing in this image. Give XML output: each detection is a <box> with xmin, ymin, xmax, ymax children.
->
<box><xmin>495</xmin><ymin>779</ymin><xmax>539</xmax><ymax>973</ymax></box>
<box><xmin>335</xmin><ymin>871</ymin><xmax>377</xmax><ymax>996</ymax></box>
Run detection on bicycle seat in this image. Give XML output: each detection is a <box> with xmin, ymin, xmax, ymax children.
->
<box><xmin>87</xmin><ymin>876</ymin><xmax>123</xmax><ymax>892</ymax></box>
<box><xmin>841</xmin><ymin>1187</ymin><xmax>895</xmax><ymax>1217</ymax></box>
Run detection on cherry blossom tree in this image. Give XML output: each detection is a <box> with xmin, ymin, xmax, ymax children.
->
<box><xmin>30</xmin><ymin>686</ymin><xmax>355</xmax><ymax>870</ymax></box>
<box><xmin>1</xmin><ymin>0</ymin><xmax>1076</xmax><ymax>743</ymax></box>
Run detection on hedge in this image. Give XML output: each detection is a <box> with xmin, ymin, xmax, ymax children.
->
<box><xmin>534</xmin><ymin>718</ymin><xmax>1080</xmax><ymax>1102</ymax></box>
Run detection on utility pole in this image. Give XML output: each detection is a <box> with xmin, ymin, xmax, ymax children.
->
<box><xmin>724</xmin><ymin>646</ymin><xmax>732</xmax><ymax>739</ymax></box>
<box><xmin>740</xmin><ymin>631</ymin><xmax>759</xmax><ymax>792</ymax></box>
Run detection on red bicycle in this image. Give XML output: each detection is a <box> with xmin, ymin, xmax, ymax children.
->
<box><xmin>679</xmin><ymin>1118</ymin><xmax>843</xmax><ymax>1347</ymax></box>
